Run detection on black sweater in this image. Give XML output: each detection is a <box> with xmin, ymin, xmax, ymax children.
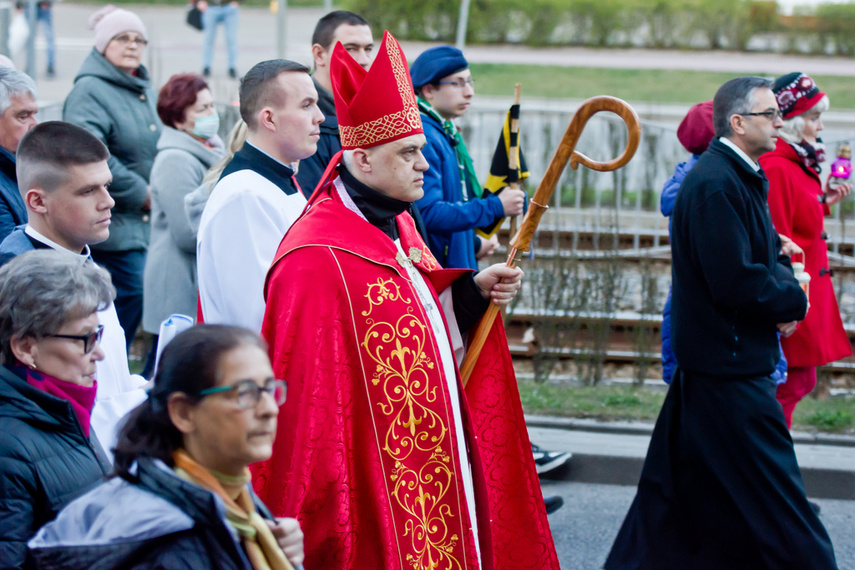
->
<box><xmin>671</xmin><ymin>139</ymin><xmax>807</xmax><ymax>378</ymax></box>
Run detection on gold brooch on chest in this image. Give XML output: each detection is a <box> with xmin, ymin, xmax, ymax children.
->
<box><xmin>395</xmin><ymin>247</ymin><xmax>423</xmax><ymax>267</ymax></box>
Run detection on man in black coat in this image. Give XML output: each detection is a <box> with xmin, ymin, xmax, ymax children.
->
<box><xmin>606</xmin><ymin>76</ymin><xmax>838</xmax><ymax>569</ymax></box>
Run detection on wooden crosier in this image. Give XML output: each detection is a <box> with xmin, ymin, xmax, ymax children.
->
<box><xmin>461</xmin><ymin>95</ymin><xmax>642</xmax><ymax>386</ymax></box>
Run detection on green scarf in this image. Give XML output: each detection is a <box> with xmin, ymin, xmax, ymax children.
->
<box><xmin>418</xmin><ymin>96</ymin><xmax>482</xmax><ymax>199</ymax></box>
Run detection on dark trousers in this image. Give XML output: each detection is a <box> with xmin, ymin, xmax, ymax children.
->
<box><xmin>606</xmin><ymin>368</ymin><xmax>837</xmax><ymax>570</ymax></box>
<box><xmin>91</xmin><ymin>248</ymin><xmax>145</xmax><ymax>353</ymax></box>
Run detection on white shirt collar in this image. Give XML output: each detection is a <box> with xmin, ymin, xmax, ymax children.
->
<box><xmin>719</xmin><ymin>137</ymin><xmax>760</xmax><ymax>172</ymax></box>
<box><xmin>24</xmin><ymin>225</ymin><xmax>92</xmax><ymax>258</ymax></box>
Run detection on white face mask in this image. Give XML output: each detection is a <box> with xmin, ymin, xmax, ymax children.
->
<box><xmin>191</xmin><ymin>113</ymin><xmax>220</xmax><ymax>140</ymax></box>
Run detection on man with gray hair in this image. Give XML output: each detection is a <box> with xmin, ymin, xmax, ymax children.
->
<box><xmin>0</xmin><ymin>67</ymin><xmax>37</xmax><ymax>241</ymax></box>
<box><xmin>606</xmin><ymin>77</ymin><xmax>837</xmax><ymax>568</ymax></box>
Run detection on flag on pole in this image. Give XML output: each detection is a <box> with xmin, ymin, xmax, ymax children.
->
<box><xmin>476</xmin><ymin>103</ymin><xmax>529</xmax><ymax>238</ymax></box>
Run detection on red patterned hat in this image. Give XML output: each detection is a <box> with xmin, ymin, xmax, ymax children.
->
<box><xmin>331</xmin><ymin>30</ymin><xmax>423</xmax><ymax>150</ymax></box>
<box><xmin>772</xmin><ymin>72</ymin><xmax>825</xmax><ymax>120</ymax></box>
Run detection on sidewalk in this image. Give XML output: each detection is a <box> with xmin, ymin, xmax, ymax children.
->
<box><xmin>527</xmin><ymin>416</ymin><xmax>855</xmax><ymax>500</ymax></box>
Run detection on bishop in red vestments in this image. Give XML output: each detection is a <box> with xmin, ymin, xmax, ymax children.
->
<box><xmin>252</xmin><ymin>31</ymin><xmax>559</xmax><ymax>570</ymax></box>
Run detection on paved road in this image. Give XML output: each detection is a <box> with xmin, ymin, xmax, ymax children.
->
<box><xmin>18</xmin><ymin>3</ymin><xmax>855</xmax><ymax>107</ymax></box>
<box><xmin>546</xmin><ymin>480</ymin><xmax>855</xmax><ymax>569</ymax></box>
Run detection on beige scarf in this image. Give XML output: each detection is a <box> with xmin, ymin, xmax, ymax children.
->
<box><xmin>173</xmin><ymin>450</ymin><xmax>294</xmax><ymax>570</ymax></box>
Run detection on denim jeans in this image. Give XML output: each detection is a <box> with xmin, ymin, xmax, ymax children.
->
<box><xmin>202</xmin><ymin>4</ymin><xmax>239</xmax><ymax>69</ymax></box>
<box><xmin>25</xmin><ymin>2</ymin><xmax>55</xmax><ymax>68</ymax></box>
<box><xmin>91</xmin><ymin>248</ymin><xmax>146</xmax><ymax>353</ymax></box>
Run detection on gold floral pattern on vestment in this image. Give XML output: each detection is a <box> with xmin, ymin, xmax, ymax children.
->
<box><xmin>360</xmin><ymin>280</ymin><xmax>463</xmax><ymax>570</ymax></box>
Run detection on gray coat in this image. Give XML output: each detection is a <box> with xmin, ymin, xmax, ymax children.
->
<box><xmin>143</xmin><ymin>127</ymin><xmax>223</xmax><ymax>333</ymax></box>
<box><xmin>63</xmin><ymin>48</ymin><xmax>162</xmax><ymax>252</ymax></box>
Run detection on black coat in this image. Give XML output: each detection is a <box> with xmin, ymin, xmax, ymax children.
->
<box><xmin>670</xmin><ymin>138</ymin><xmax>807</xmax><ymax>378</ymax></box>
<box><xmin>0</xmin><ymin>366</ymin><xmax>110</xmax><ymax>569</ymax></box>
<box><xmin>28</xmin><ymin>456</ymin><xmax>289</xmax><ymax>570</ymax></box>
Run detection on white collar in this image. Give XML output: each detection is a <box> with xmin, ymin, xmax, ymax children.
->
<box><xmin>24</xmin><ymin>225</ymin><xmax>92</xmax><ymax>258</ymax></box>
<box><xmin>719</xmin><ymin>137</ymin><xmax>760</xmax><ymax>172</ymax></box>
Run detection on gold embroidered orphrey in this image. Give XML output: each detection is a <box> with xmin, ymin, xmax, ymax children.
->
<box><xmin>359</xmin><ymin>277</ymin><xmax>467</xmax><ymax>570</ymax></box>
<box><xmin>339</xmin><ymin>37</ymin><xmax>423</xmax><ymax>149</ymax></box>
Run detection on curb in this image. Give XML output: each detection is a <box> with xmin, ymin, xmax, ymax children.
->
<box><xmin>525</xmin><ymin>414</ymin><xmax>855</xmax><ymax>447</ymax></box>
<box><xmin>527</xmin><ymin>415</ymin><xmax>855</xmax><ymax>500</ymax></box>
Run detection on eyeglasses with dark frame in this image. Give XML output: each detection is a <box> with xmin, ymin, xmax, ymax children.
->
<box><xmin>438</xmin><ymin>78</ymin><xmax>475</xmax><ymax>89</ymax></box>
<box><xmin>111</xmin><ymin>34</ymin><xmax>149</xmax><ymax>47</ymax></box>
<box><xmin>740</xmin><ymin>109</ymin><xmax>783</xmax><ymax>121</ymax></box>
<box><xmin>45</xmin><ymin>324</ymin><xmax>104</xmax><ymax>354</ymax></box>
<box><xmin>198</xmin><ymin>379</ymin><xmax>287</xmax><ymax>409</ymax></box>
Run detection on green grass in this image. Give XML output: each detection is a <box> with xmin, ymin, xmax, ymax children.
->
<box><xmin>518</xmin><ymin>381</ymin><xmax>855</xmax><ymax>433</ymax></box>
<box><xmin>471</xmin><ymin>64</ymin><xmax>855</xmax><ymax>109</ymax></box>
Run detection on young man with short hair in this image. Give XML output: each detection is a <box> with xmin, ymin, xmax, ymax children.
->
<box><xmin>410</xmin><ymin>46</ymin><xmax>525</xmax><ymax>271</ymax></box>
<box><xmin>0</xmin><ymin>121</ymin><xmax>147</xmax><ymax>459</ymax></box>
<box><xmin>294</xmin><ymin>10</ymin><xmax>373</xmax><ymax>196</ymax></box>
<box><xmin>196</xmin><ymin>59</ymin><xmax>324</xmax><ymax>332</ymax></box>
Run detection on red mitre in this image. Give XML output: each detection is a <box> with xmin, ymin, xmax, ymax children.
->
<box><xmin>331</xmin><ymin>30</ymin><xmax>423</xmax><ymax>150</ymax></box>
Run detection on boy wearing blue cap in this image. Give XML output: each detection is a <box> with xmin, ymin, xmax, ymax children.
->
<box><xmin>410</xmin><ymin>46</ymin><xmax>525</xmax><ymax>271</ymax></box>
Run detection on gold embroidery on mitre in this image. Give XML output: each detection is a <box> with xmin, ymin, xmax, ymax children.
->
<box><xmin>359</xmin><ymin>281</ymin><xmax>463</xmax><ymax>570</ymax></box>
<box><xmin>340</xmin><ymin>36</ymin><xmax>422</xmax><ymax>148</ymax></box>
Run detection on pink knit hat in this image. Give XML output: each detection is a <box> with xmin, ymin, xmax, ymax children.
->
<box><xmin>89</xmin><ymin>5</ymin><xmax>147</xmax><ymax>54</ymax></box>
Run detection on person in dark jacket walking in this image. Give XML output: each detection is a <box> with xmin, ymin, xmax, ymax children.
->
<box><xmin>63</xmin><ymin>6</ymin><xmax>162</xmax><ymax>351</ymax></box>
<box><xmin>659</xmin><ymin>100</ymin><xmax>790</xmax><ymax>385</ymax></box>
<box><xmin>606</xmin><ymin>76</ymin><xmax>837</xmax><ymax>570</ymax></box>
<box><xmin>0</xmin><ymin>250</ymin><xmax>113</xmax><ymax>568</ymax></box>
<box><xmin>29</xmin><ymin>325</ymin><xmax>304</xmax><ymax>570</ymax></box>
<box><xmin>0</xmin><ymin>67</ymin><xmax>38</xmax><ymax>241</ymax></box>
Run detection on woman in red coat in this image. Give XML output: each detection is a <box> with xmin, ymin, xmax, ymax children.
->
<box><xmin>761</xmin><ymin>72</ymin><xmax>853</xmax><ymax>428</ymax></box>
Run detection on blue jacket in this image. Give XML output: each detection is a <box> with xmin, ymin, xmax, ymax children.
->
<box><xmin>0</xmin><ymin>147</ymin><xmax>26</xmax><ymax>243</ymax></box>
<box><xmin>415</xmin><ymin>113</ymin><xmax>504</xmax><ymax>270</ymax></box>
<box><xmin>660</xmin><ymin>152</ymin><xmax>789</xmax><ymax>384</ymax></box>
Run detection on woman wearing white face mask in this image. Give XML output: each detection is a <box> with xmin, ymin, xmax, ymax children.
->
<box><xmin>142</xmin><ymin>74</ymin><xmax>224</xmax><ymax>373</ymax></box>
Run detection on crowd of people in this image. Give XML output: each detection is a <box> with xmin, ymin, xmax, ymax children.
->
<box><xmin>0</xmin><ymin>3</ymin><xmax>849</xmax><ymax>569</ymax></box>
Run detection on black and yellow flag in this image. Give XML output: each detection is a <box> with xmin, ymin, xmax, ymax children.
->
<box><xmin>476</xmin><ymin>103</ymin><xmax>529</xmax><ymax>239</ymax></box>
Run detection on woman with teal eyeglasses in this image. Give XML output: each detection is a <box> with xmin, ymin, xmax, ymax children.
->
<box><xmin>29</xmin><ymin>325</ymin><xmax>304</xmax><ymax>570</ymax></box>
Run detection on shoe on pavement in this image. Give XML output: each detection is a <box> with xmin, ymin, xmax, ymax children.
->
<box><xmin>46</xmin><ymin>65</ymin><xmax>55</xmax><ymax>78</ymax></box>
<box><xmin>202</xmin><ymin>67</ymin><xmax>211</xmax><ymax>78</ymax></box>
<box><xmin>229</xmin><ymin>68</ymin><xmax>238</xmax><ymax>79</ymax></box>
<box><xmin>532</xmin><ymin>442</ymin><xmax>572</xmax><ymax>475</ymax></box>
<box><xmin>544</xmin><ymin>495</ymin><xmax>564</xmax><ymax>515</ymax></box>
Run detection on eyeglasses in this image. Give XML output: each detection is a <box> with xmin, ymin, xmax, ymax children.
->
<box><xmin>111</xmin><ymin>34</ymin><xmax>148</xmax><ymax>47</ymax></box>
<box><xmin>46</xmin><ymin>324</ymin><xmax>104</xmax><ymax>354</ymax></box>
<box><xmin>741</xmin><ymin>109</ymin><xmax>782</xmax><ymax>121</ymax></box>
<box><xmin>438</xmin><ymin>78</ymin><xmax>474</xmax><ymax>89</ymax></box>
<box><xmin>199</xmin><ymin>379</ymin><xmax>287</xmax><ymax>409</ymax></box>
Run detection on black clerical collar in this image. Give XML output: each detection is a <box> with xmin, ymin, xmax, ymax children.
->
<box><xmin>219</xmin><ymin>142</ymin><xmax>298</xmax><ymax>195</ymax></box>
<box><xmin>338</xmin><ymin>164</ymin><xmax>410</xmax><ymax>241</ymax></box>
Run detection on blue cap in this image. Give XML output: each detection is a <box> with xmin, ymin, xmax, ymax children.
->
<box><xmin>409</xmin><ymin>46</ymin><xmax>469</xmax><ymax>89</ymax></box>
